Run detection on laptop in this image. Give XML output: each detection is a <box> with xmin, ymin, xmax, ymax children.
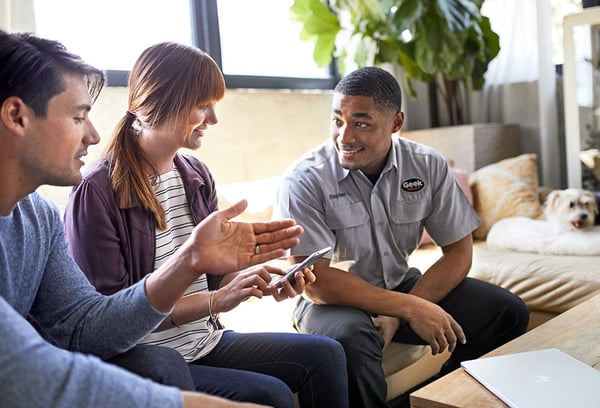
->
<box><xmin>461</xmin><ymin>348</ymin><xmax>600</xmax><ymax>408</ymax></box>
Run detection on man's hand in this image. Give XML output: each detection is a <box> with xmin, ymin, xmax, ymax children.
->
<box><xmin>406</xmin><ymin>297</ymin><xmax>466</xmax><ymax>355</ymax></box>
<box><xmin>372</xmin><ymin>315</ymin><xmax>400</xmax><ymax>351</ymax></box>
<box><xmin>186</xmin><ymin>200</ymin><xmax>303</xmax><ymax>275</ymax></box>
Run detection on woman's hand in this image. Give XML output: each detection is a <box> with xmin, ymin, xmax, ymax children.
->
<box><xmin>214</xmin><ymin>264</ymin><xmax>317</xmax><ymax>313</ymax></box>
<box><xmin>265</xmin><ymin>265</ymin><xmax>316</xmax><ymax>302</ymax></box>
<box><xmin>214</xmin><ymin>265</ymin><xmax>277</xmax><ymax>313</ymax></box>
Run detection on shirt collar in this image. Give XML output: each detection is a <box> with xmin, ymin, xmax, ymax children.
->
<box><xmin>329</xmin><ymin>137</ymin><xmax>398</xmax><ymax>183</ymax></box>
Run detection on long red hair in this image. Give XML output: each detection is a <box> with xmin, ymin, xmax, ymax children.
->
<box><xmin>105</xmin><ymin>42</ymin><xmax>225</xmax><ymax>229</ymax></box>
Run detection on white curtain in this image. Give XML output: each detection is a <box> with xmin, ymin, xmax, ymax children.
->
<box><xmin>482</xmin><ymin>0</ymin><xmax>542</xmax><ymax>84</ymax></box>
<box><xmin>0</xmin><ymin>0</ymin><xmax>36</xmax><ymax>32</ymax></box>
<box><xmin>469</xmin><ymin>0</ymin><xmax>562</xmax><ymax>188</ymax></box>
<box><xmin>0</xmin><ymin>0</ymin><xmax>11</xmax><ymax>30</ymax></box>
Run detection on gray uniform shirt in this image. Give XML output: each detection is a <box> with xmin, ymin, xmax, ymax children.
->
<box><xmin>276</xmin><ymin>136</ymin><xmax>480</xmax><ymax>289</ymax></box>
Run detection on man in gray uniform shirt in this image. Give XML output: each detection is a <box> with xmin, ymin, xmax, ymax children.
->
<box><xmin>0</xmin><ymin>30</ymin><xmax>302</xmax><ymax>408</ymax></box>
<box><xmin>276</xmin><ymin>66</ymin><xmax>529</xmax><ymax>407</ymax></box>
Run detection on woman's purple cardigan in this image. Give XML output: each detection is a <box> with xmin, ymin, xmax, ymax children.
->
<box><xmin>64</xmin><ymin>153</ymin><xmax>223</xmax><ymax>295</ymax></box>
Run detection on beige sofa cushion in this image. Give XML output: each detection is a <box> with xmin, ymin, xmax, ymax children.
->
<box><xmin>469</xmin><ymin>242</ymin><xmax>600</xmax><ymax>314</ymax></box>
<box><xmin>410</xmin><ymin>242</ymin><xmax>600</xmax><ymax>316</ymax></box>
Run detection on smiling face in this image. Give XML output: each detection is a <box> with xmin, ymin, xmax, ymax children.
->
<box><xmin>21</xmin><ymin>73</ymin><xmax>100</xmax><ymax>187</ymax></box>
<box><xmin>182</xmin><ymin>103</ymin><xmax>218</xmax><ymax>150</ymax></box>
<box><xmin>145</xmin><ymin>102</ymin><xmax>219</xmax><ymax>154</ymax></box>
<box><xmin>331</xmin><ymin>93</ymin><xmax>404</xmax><ymax>176</ymax></box>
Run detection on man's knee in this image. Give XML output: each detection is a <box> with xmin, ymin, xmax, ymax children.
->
<box><xmin>501</xmin><ymin>290</ymin><xmax>530</xmax><ymax>335</ymax></box>
<box><xmin>299</xmin><ymin>304</ymin><xmax>383</xmax><ymax>363</ymax></box>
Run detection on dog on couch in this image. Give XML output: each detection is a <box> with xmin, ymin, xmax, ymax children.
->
<box><xmin>486</xmin><ymin>188</ymin><xmax>600</xmax><ymax>255</ymax></box>
<box><xmin>544</xmin><ymin>188</ymin><xmax>598</xmax><ymax>231</ymax></box>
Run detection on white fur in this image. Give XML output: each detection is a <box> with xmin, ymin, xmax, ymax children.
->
<box><xmin>543</xmin><ymin>188</ymin><xmax>597</xmax><ymax>231</ymax></box>
<box><xmin>487</xmin><ymin>189</ymin><xmax>600</xmax><ymax>256</ymax></box>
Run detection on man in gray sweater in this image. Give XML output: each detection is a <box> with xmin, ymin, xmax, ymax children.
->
<box><xmin>0</xmin><ymin>30</ymin><xmax>302</xmax><ymax>408</ymax></box>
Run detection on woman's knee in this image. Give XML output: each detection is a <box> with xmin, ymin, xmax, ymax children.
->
<box><xmin>189</xmin><ymin>364</ymin><xmax>294</xmax><ymax>408</ymax></box>
<box><xmin>107</xmin><ymin>345</ymin><xmax>195</xmax><ymax>390</ymax></box>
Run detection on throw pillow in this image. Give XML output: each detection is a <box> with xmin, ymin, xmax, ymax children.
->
<box><xmin>469</xmin><ymin>153</ymin><xmax>544</xmax><ymax>239</ymax></box>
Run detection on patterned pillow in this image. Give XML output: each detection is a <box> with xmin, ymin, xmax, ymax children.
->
<box><xmin>469</xmin><ymin>153</ymin><xmax>544</xmax><ymax>239</ymax></box>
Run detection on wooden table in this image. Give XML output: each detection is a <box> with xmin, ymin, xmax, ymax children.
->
<box><xmin>410</xmin><ymin>293</ymin><xmax>600</xmax><ymax>407</ymax></box>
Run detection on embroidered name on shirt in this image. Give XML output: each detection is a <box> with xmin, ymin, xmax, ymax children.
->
<box><xmin>401</xmin><ymin>178</ymin><xmax>425</xmax><ymax>192</ymax></box>
<box><xmin>329</xmin><ymin>192</ymin><xmax>351</xmax><ymax>200</ymax></box>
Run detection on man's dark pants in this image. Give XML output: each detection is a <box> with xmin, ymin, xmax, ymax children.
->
<box><xmin>294</xmin><ymin>268</ymin><xmax>529</xmax><ymax>408</ymax></box>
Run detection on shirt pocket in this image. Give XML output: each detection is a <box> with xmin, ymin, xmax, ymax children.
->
<box><xmin>325</xmin><ymin>202</ymin><xmax>370</xmax><ymax>230</ymax></box>
<box><xmin>390</xmin><ymin>199</ymin><xmax>432</xmax><ymax>249</ymax></box>
<box><xmin>325</xmin><ymin>202</ymin><xmax>370</xmax><ymax>262</ymax></box>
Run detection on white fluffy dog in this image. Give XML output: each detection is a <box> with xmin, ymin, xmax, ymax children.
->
<box><xmin>486</xmin><ymin>188</ymin><xmax>600</xmax><ymax>255</ymax></box>
<box><xmin>544</xmin><ymin>188</ymin><xmax>597</xmax><ymax>231</ymax></box>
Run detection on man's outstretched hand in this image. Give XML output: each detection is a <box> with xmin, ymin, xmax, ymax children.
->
<box><xmin>187</xmin><ymin>199</ymin><xmax>303</xmax><ymax>275</ymax></box>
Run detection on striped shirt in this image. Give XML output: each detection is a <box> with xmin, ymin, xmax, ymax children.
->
<box><xmin>139</xmin><ymin>165</ymin><xmax>223</xmax><ymax>361</ymax></box>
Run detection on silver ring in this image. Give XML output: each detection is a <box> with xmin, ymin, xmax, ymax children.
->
<box><xmin>255</xmin><ymin>245</ymin><xmax>260</xmax><ymax>255</ymax></box>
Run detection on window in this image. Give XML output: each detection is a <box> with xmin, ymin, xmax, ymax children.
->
<box><xmin>551</xmin><ymin>0</ymin><xmax>584</xmax><ymax>64</ymax></box>
<box><xmin>33</xmin><ymin>0</ymin><xmax>336</xmax><ymax>89</ymax></box>
<box><xmin>33</xmin><ymin>0</ymin><xmax>193</xmax><ymax>86</ymax></box>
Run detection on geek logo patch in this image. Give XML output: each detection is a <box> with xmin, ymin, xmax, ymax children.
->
<box><xmin>401</xmin><ymin>178</ymin><xmax>425</xmax><ymax>192</ymax></box>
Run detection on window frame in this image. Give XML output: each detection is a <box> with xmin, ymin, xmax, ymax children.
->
<box><xmin>106</xmin><ymin>0</ymin><xmax>339</xmax><ymax>89</ymax></box>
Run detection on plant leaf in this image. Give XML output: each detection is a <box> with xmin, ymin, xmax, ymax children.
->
<box><xmin>290</xmin><ymin>0</ymin><xmax>341</xmax><ymax>67</ymax></box>
<box><xmin>314</xmin><ymin>33</ymin><xmax>339</xmax><ymax>66</ymax></box>
<box><xmin>434</xmin><ymin>0</ymin><xmax>480</xmax><ymax>32</ymax></box>
<box><xmin>391</xmin><ymin>0</ymin><xmax>427</xmax><ymax>34</ymax></box>
<box><xmin>291</xmin><ymin>0</ymin><xmax>501</xmax><ymax>124</ymax></box>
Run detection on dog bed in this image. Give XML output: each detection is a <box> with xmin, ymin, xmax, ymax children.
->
<box><xmin>486</xmin><ymin>217</ymin><xmax>600</xmax><ymax>256</ymax></box>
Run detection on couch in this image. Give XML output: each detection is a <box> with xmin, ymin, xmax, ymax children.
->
<box><xmin>218</xmin><ymin>152</ymin><xmax>600</xmax><ymax>403</ymax></box>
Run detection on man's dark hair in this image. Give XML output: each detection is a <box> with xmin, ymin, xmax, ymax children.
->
<box><xmin>0</xmin><ymin>30</ymin><xmax>105</xmax><ymax>117</ymax></box>
<box><xmin>334</xmin><ymin>66</ymin><xmax>402</xmax><ymax>113</ymax></box>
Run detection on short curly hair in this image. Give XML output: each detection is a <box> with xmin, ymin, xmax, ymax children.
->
<box><xmin>334</xmin><ymin>66</ymin><xmax>402</xmax><ymax>113</ymax></box>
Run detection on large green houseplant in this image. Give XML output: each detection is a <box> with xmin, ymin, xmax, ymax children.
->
<box><xmin>290</xmin><ymin>0</ymin><xmax>500</xmax><ymax>126</ymax></box>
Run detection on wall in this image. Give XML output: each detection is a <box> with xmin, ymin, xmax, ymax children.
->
<box><xmin>89</xmin><ymin>87</ymin><xmax>333</xmax><ymax>185</ymax></box>
<box><xmin>37</xmin><ymin>87</ymin><xmax>335</xmax><ymax>209</ymax></box>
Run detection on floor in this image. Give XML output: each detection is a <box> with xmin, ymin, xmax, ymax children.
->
<box><xmin>388</xmin><ymin>373</ymin><xmax>441</xmax><ymax>408</ymax></box>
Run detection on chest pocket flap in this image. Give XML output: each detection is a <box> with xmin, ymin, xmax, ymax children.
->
<box><xmin>325</xmin><ymin>202</ymin><xmax>369</xmax><ymax>230</ymax></box>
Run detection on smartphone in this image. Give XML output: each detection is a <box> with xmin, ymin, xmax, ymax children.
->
<box><xmin>272</xmin><ymin>246</ymin><xmax>332</xmax><ymax>288</ymax></box>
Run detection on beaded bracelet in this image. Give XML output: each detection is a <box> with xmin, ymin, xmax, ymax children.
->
<box><xmin>208</xmin><ymin>290</ymin><xmax>219</xmax><ymax>325</ymax></box>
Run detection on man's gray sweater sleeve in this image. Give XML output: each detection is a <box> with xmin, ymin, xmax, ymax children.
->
<box><xmin>0</xmin><ymin>295</ymin><xmax>182</xmax><ymax>408</ymax></box>
<box><xmin>25</xmin><ymin>193</ymin><xmax>169</xmax><ymax>359</ymax></box>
